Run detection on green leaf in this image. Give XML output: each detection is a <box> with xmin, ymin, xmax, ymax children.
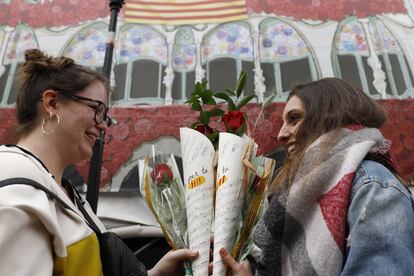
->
<box><xmin>191</xmin><ymin>122</ymin><xmax>200</xmax><ymax>128</ymax></box>
<box><xmin>227</xmin><ymin>97</ymin><xmax>236</xmax><ymax>111</ymax></box>
<box><xmin>206</xmin><ymin>108</ymin><xmax>225</xmax><ymax>118</ymax></box>
<box><xmin>193</xmin><ymin>80</ymin><xmax>208</xmax><ymax>95</ymax></box>
<box><xmin>214</xmin><ymin>92</ymin><xmax>230</xmax><ymax>101</ymax></box>
<box><xmin>201</xmin><ymin>80</ymin><xmax>208</xmax><ymax>88</ymax></box>
<box><xmin>225</xmin><ymin>89</ymin><xmax>236</xmax><ymax>96</ymax></box>
<box><xmin>208</xmin><ymin>132</ymin><xmax>219</xmax><ymax>142</ymax></box>
<box><xmin>204</xmin><ymin>98</ymin><xmax>217</xmax><ymax>105</ymax></box>
<box><xmin>193</xmin><ymin>82</ymin><xmax>203</xmax><ymax>95</ymax></box>
<box><xmin>201</xmin><ymin>90</ymin><xmax>216</xmax><ymax>105</ymax></box>
<box><xmin>191</xmin><ymin>101</ymin><xmax>202</xmax><ymax>111</ymax></box>
<box><xmin>199</xmin><ymin>111</ymin><xmax>210</xmax><ymax>125</ymax></box>
<box><xmin>234</xmin><ymin>123</ymin><xmax>247</xmax><ymax>137</ymax></box>
<box><xmin>185</xmin><ymin>95</ymin><xmax>198</xmax><ymax>105</ymax></box>
<box><xmin>235</xmin><ymin>71</ymin><xmax>247</xmax><ymax>98</ymax></box>
<box><xmin>239</xmin><ymin>123</ymin><xmax>247</xmax><ymax>133</ymax></box>
<box><xmin>237</xmin><ymin>95</ymin><xmax>256</xmax><ymax>110</ymax></box>
<box><xmin>201</xmin><ymin>90</ymin><xmax>213</xmax><ymax>103</ymax></box>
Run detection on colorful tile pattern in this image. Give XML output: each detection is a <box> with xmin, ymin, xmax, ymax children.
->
<box><xmin>173</xmin><ymin>27</ymin><xmax>195</xmax><ymax>72</ymax></box>
<box><xmin>202</xmin><ymin>23</ymin><xmax>253</xmax><ymax>62</ymax></box>
<box><xmin>116</xmin><ymin>25</ymin><xmax>167</xmax><ymax>64</ymax></box>
<box><xmin>370</xmin><ymin>20</ymin><xmax>399</xmax><ymax>52</ymax></box>
<box><xmin>334</xmin><ymin>21</ymin><xmax>369</xmax><ymax>55</ymax></box>
<box><xmin>4</xmin><ymin>26</ymin><xmax>38</xmax><ymax>64</ymax></box>
<box><xmin>260</xmin><ymin>20</ymin><xmax>309</xmax><ymax>62</ymax></box>
<box><xmin>62</xmin><ymin>25</ymin><xmax>106</xmax><ymax>67</ymax></box>
<box><xmin>173</xmin><ymin>44</ymin><xmax>196</xmax><ymax>72</ymax></box>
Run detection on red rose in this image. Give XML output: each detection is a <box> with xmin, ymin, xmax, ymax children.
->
<box><xmin>194</xmin><ymin>124</ymin><xmax>214</xmax><ymax>136</ymax></box>
<box><xmin>221</xmin><ymin>110</ymin><xmax>245</xmax><ymax>131</ymax></box>
<box><xmin>150</xmin><ymin>164</ymin><xmax>173</xmax><ymax>185</ymax></box>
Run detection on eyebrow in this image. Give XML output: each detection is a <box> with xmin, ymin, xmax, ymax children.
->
<box><xmin>60</xmin><ymin>92</ymin><xmax>107</xmax><ymax>108</ymax></box>
<box><xmin>285</xmin><ymin>108</ymin><xmax>304</xmax><ymax>118</ymax></box>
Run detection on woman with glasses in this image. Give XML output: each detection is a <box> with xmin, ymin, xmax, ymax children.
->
<box><xmin>0</xmin><ymin>49</ymin><xmax>197</xmax><ymax>275</ymax></box>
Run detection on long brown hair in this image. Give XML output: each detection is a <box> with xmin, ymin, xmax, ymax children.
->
<box><xmin>270</xmin><ymin>78</ymin><xmax>386</xmax><ymax>193</ymax></box>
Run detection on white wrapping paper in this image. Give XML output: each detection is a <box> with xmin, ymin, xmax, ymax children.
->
<box><xmin>180</xmin><ymin>127</ymin><xmax>216</xmax><ymax>276</ymax></box>
<box><xmin>212</xmin><ymin>132</ymin><xmax>251</xmax><ymax>276</ymax></box>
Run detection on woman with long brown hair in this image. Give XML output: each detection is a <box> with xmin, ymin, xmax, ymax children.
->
<box><xmin>220</xmin><ymin>78</ymin><xmax>414</xmax><ymax>275</ymax></box>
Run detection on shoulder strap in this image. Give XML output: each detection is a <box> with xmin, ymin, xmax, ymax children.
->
<box><xmin>71</xmin><ymin>187</ymin><xmax>102</xmax><ymax>235</ymax></box>
<box><xmin>0</xmin><ymin>178</ymin><xmax>73</xmax><ymax>210</ymax></box>
<box><xmin>0</xmin><ymin>177</ymin><xmax>102</xmax><ymax>234</ymax></box>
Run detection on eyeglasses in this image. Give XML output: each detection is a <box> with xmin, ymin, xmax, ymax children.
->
<box><xmin>56</xmin><ymin>91</ymin><xmax>112</xmax><ymax>127</ymax></box>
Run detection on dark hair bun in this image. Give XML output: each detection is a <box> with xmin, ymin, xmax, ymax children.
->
<box><xmin>54</xmin><ymin>56</ymin><xmax>75</xmax><ymax>71</ymax></box>
<box><xmin>23</xmin><ymin>49</ymin><xmax>74</xmax><ymax>75</ymax></box>
<box><xmin>24</xmin><ymin>49</ymin><xmax>47</xmax><ymax>62</ymax></box>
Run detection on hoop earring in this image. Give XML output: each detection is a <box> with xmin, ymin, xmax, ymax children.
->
<box><xmin>42</xmin><ymin>113</ymin><xmax>60</xmax><ymax>135</ymax></box>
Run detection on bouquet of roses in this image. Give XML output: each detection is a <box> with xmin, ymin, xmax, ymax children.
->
<box><xmin>143</xmin><ymin>145</ymin><xmax>192</xmax><ymax>275</ymax></box>
<box><xmin>182</xmin><ymin>71</ymin><xmax>276</xmax><ymax>276</ymax></box>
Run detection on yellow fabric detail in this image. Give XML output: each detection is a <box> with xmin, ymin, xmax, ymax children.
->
<box><xmin>54</xmin><ymin>233</ymin><xmax>102</xmax><ymax>276</ymax></box>
<box><xmin>53</xmin><ymin>255</ymin><xmax>66</xmax><ymax>275</ymax></box>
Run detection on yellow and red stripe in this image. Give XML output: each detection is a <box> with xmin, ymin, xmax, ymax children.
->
<box><xmin>124</xmin><ymin>0</ymin><xmax>248</xmax><ymax>25</ymax></box>
<box><xmin>187</xmin><ymin>175</ymin><xmax>206</xmax><ymax>189</ymax></box>
<box><xmin>216</xmin><ymin>175</ymin><xmax>227</xmax><ymax>190</ymax></box>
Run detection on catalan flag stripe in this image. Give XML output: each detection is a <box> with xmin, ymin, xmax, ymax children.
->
<box><xmin>124</xmin><ymin>0</ymin><xmax>248</xmax><ymax>25</ymax></box>
<box><xmin>187</xmin><ymin>175</ymin><xmax>206</xmax><ymax>189</ymax></box>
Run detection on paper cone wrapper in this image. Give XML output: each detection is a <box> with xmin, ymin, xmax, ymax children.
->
<box><xmin>180</xmin><ymin>127</ymin><xmax>215</xmax><ymax>276</ymax></box>
<box><xmin>212</xmin><ymin>133</ymin><xmax>250</xmax><ymax>276</ymax></box>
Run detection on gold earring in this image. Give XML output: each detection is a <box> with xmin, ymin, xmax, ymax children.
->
<box><xmin>41</xmin><ymin>113</ymin><xmax>60</xmax><ymax>135</ymax></box>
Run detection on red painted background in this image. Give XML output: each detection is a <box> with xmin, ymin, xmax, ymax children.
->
<box><xmin>1</xmin><ymin>100</ymin><xmax>413</xmax><ymax>186</ymax></box>
<box><xmin>0</xmin><ymin>0</ymin><xmax>406</xmax><ymax>28</ymax></box>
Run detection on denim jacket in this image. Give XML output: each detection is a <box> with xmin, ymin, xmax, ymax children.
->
<box><xmin>341</xmin><ymin>160</ymin><xmax>414</xmax><ymax>275</ymax></box>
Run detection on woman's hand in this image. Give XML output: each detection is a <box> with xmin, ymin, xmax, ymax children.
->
<box><xmin>219</xmin><ymin>248</ymin><xmax>253</xmax><ymax>276</ymax></box>
<box><xmin>148</xmin><ymin>249</ymin><xmax>198</xmax><ymax>276</ymax></box>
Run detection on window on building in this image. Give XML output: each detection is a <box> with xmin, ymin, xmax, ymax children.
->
<box><xmin>0</xmin><ymin>29</ymin><xmax>5</xmax><ymax>101</ymax></box>
<box><xmin>130</xmin><ymin>59</ymin><xmax>166</xmax><ymax>99</ymax></box>
<box><xmin>114</xmin><ymin>24</ymin><xmax>167</xmax><ymax>105</ymax></box>
<box><xmin>172</xmin><ymin>26</ymin><xmax>196</xmax><ymax>102</ymax></box>
<box><xmin>0</xmin><ymin>65</ymin><xmax>10</xmax><ymax>103</ymax></box>
<box><xmin>332</xmin><ymin>16</ymin><xmax>413</xmax><ymax>99</ymax></box>
<box><xmin>259</xmin><ymin>18</ymin><xmax>319</xmax><ymax>101</ymax></box>
<box><xmin>0</xmin><ymin>25</ymin><xmax>38</xmax><ymax>106</ymax></box>
<box><xmin>370</xmin><ymin>18</ymin><xmax>414</xmax><ymax>98</ymax></box>
<box><xmin>202</xmin><ymin>22</ymin><xmax>254</xmax><ymax>95</ymax></box>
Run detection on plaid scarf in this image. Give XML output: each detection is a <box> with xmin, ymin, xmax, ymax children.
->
<box><xmin>253</xmin><ymin>127</ymin><xmax>389</xmax><ymax>276</ymax></box>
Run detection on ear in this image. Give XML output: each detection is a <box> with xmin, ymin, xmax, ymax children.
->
<box><xmin>41</xmin><ymin>90</ymin><xmax>59</xmax><ymax>115</ymax></box>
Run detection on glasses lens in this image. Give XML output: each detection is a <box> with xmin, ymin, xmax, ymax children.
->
<box><xmin>94</xmin><ymin>103</ymin><xmax>105</xmax><ymax>123</ymax></box>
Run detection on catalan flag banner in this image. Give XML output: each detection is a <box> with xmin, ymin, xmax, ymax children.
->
<box><xmin>124</xmin><ymin>0</ymin><xmax>248</xmax><ymax>25</ymax></box>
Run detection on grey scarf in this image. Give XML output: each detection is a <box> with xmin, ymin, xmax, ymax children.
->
<box><xmin>252</xmin><ymin>128</ymin><xmax>386</xmax><ymax>276</ymax></box>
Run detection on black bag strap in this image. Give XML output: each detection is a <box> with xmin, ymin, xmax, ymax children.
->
<box><xmin>0</xmin><ymin>177</ymin><xmax>102</xmax><ymax>235</ymax></box>
<box><xmin>0</xmin><ymin>178</ymin><xmax>74</xmax><ymax>210</ymax></box>
<box><xmin>71</xmin><ymin>187</ymin><xmax>102</xmax><ymax>235</ymax></box>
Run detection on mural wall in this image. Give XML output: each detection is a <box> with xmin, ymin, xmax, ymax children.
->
<box><xmin>1</xmin><ymin>0</ymin><xmax>414</xmax><ymax>189</ymax></box>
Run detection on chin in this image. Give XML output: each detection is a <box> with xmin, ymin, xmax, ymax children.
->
<box><xmin>78</xmin><ymin>144</ymin><xmax>94</xmax><ymax>162</ymax></box>
<box><xmin>83</xmin><ymin>149</ymin><xmax>93</xmax><ymax>161</ymax></box>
